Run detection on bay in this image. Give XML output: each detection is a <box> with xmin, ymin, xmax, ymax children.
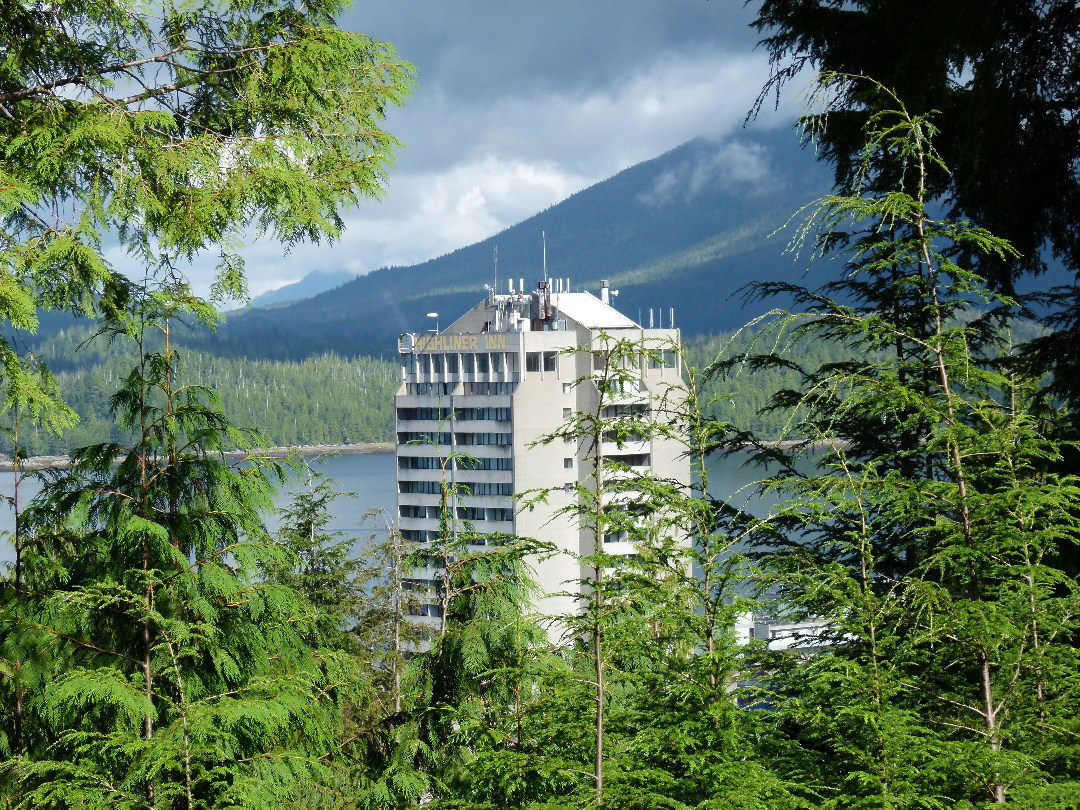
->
<box><xmin>0</xmin><ymin>450</ymin><xmax>779</xmax><ymax>565</ymax></box>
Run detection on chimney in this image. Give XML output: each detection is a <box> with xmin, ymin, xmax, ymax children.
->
<box><xmin>600</xmin><ymin>279</ymin><xmax>610</xmax><ymax>305</ymax></box>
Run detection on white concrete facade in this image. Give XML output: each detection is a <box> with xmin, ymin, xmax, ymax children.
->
<box><xmin>394</xmin><ymin>279</ymin><xmax>689</xmax><ymax>627</ymax></box>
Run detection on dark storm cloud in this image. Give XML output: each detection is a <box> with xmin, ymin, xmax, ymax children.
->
<box><xmin>347</xmin><ymin>0</ymin><xmax>760</xmax><ymax>98</ymax></box>
<box><xmin>189</xmin><ymin>1</ymin><xmax>805</xmax><ymax>296</ymax></box>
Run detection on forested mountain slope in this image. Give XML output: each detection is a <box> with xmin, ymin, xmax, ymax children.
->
<box><xmin>9</xmin><ymin>323</ymin><xmax>397</xmax><ymax>457</ymax></box>
<box><xmin>197</xmin><ymin>129</ymin><xmax>832</xmax><ymax>360</ymax></box>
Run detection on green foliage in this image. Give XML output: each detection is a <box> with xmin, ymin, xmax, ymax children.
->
<box><xmin>0</xmin><ymin>3</ymin><xmax>415</xmax><ymax>805</ymax></box>
<box><xmin>751</xmin><ymin>0</ymin><xmax>1079</xmax><ymax>287</ymax></box>
<box><xmin>0</xmin><ymin>0</ymin><xmax>411</xmax><ymax>439</ymax></box>
<box><xmin>0</xmin><ymin>292</ymin><xmax>351</xmax><ymax>806</ymax></box>
<box><xmin>716</xmin><ymin>77</ymin><xmax>1080</xmax><ymax>807</ymax></box>
<box><xmin>0</xmin><ymin>320</ymin><xmax>397</xmax><ymax>457</ymax></box>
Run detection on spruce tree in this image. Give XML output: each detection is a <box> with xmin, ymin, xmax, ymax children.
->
<box><xmin>3</xmin><ymin>288</ymin><xmax>346</xmax><ymax>807</ymax></box>
<box><xmin>726</xmin><ymin>76</ymin><xmax>1080</xmax><ymax>807</ymax></box>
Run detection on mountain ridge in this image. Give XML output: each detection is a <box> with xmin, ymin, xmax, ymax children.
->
<box><xmin>197</xmin><ymin>129</ymin><xmax>832</xmax><ymax>360</ymax></box>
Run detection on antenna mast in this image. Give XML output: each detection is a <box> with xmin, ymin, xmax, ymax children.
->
<box><xmin>542</xmin><ymin>230</ymin><xmax>547</xmax><ymax>282</ymax></box>
<box><xmin>493</xmin><ymin>244</ymin><xmax>498</xmax><ymax>293</ymax></box>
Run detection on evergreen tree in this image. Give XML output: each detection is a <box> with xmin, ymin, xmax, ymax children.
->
<box><xmin>2</xmin><ymin>289</ymin><xmax>347</xmax><ymax>806</ymax></box>
<box><xmin>726</xmin><ymin>76</ymin><xmax>1080</xmax><ymax>807</ymax></box>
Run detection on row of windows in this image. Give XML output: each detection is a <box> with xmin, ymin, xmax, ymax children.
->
<box><xmin>402</xmin><ymin>529</ymin><xmax>439</xmax><ymax>542</ymax></box>
<box><xmin>458</xmin><ymin>456</ymin><xmax>513</xmax><ymax>471</ymax></box>
<box><xmin>463</xmin><ymin>382</ymin><xmax>517</xmax><ymax>395</ymax></box>
<box><xmin>396</xmin><ymin>406</ymin><xmax>512</xmax><ymax>423</ymax></box>
<box><xmin>400</xmin><ymin>455</ymin><xmax>514</xmax><ymax>471</ymax></box>
<box><xmin>455</xmin><ymin>432</ymin><xmax>512</xmax><ymax>446</ymax></box>
<box><xmin>600</xmin><ymin>404</ymin><xmax>649</xmax><ymax>418</ymax></box>
<box><xmin>399</xmin><ymin>480</ymin><xmax>513</xmax><ymax>496</ymax></box>
<box><xmin>400</xmin><ymin>504</ymin><xmax>440</xmax><ymax>519</ymax></box>
<box><xmin>405</xmin><ymin>383</ymin><xmax>454</xmax><ymax>395</ymax></box>
<box><xmin>602</xmin><ymin>453</ymin><xmax>651</xmax><ymax>468</ymax></box>
<box><xmin>398</xmin><ymin>455</ymin><xmax>444</xmax><ymax>470</ymax></box>
<box><xmin>398</xmin><ymin>407</ymin><xmax>451</xmax><ymax>421</ymax></box>
<box><xmin>460</xmin><ymin>481</ymin><xmax>514</xmax><ymax>496</ymax></box>
<box><xmin>399</xmin><ymin>480</ymin><xmax>443</xmax><ymax>494</ymax></box>
<box><xmin>456</xmin><ymin>406</ymin><xmax>511</xmax><ymax>421</ymax></box>
<box><xmin>456</xmin><ymin>506</ymin><xmax>514</xmax><ymax>522</ymax></box>
<box><xmin>398</xmin><ymin>431</ymin><xmax>450</xmax><ymax>445</ymax></box>
<box><xmin>404</xmin><ymin>352</ymin><xmax>511</xmax><ymax>376</ymax></box>
<box><xmin>404</xmin><ymin>376</ymin><xmax>583</xmax><ymax>396</ymax></box>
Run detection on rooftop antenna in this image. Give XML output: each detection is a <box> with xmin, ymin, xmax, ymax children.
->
<box><xmin>493</xmin><ymin>244</ymin><xmax>498</xmax><ymax>293</ymax></box>
<box><xmin>542</xmin><ymin>230</ymin><xmax>548</xmax><ymax>282</ymax></box>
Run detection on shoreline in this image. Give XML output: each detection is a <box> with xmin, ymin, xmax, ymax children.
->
<box><xmin>0</xmin><ymin>442</ymin><xmax>395</xmax><ymax>472</ymax></box>
<box><xmin>0</xmin><ymin>438</ymin><xmax>842</xmax><ymax>473</ymax></box>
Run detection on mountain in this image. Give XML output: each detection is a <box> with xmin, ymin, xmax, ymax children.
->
<box><xmin>243</xmin><ymin>270</ymin><xmax>356</xmax><ymax>309</ymax></box>
<box><xmin>196</xmin><ymin>129</ymin><xmax>834</xmax><ymax>360</ymax></box>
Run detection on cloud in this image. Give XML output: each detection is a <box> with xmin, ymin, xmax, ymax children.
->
<box><xmin>636</xmin><ymin>139</ymin><xmax>776</xmax><ymax>208</ymax></box>
<box><xmin>163</xmin><ymin>2</ymin><xmax>808</xmax><ymax>298</ymax></box>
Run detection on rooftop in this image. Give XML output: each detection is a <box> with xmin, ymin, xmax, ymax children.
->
<box><xmin>549</xmin><ymin>292</ymin><xmax>638</xmax><ymax>330</ymax></box>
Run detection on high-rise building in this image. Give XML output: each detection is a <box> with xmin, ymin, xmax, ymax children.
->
<box><xmin>394</xmin><ymin>279</ymin><xmax>688</xmax><ymax>628</ymax></box>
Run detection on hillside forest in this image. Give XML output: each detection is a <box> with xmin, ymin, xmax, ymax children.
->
<box><xmin>3</xmin><ymin>2</ymin><xmax>1080</xmax><ymax>809</ymax></box>
<box><xmin>0</xmin><ymin>318</ymin><xmax>869</xmax><ymax>458</ymax></box>
<box><xmin>3</xmin><ymin>322</ymin><xmax>399</xmax><ymax>457</ymax></box>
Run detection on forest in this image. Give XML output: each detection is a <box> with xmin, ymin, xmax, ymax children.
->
<box><xmin>0</xmin><ymin>322</ymin><xmax>398</xmax><ymax>457</ymax></box>
<box><xmin>2</xmin><ymin>1</ymin><xmax>1079</xmax><ymax>808</ymax></box>
<box><xmin>0</xmin><ymin>317</ymin><xmax>872</xmax><ymax>458</ymax></box>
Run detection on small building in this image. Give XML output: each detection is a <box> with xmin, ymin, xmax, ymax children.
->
<box><xmin>394</xmin><ymin>278</ymin><xmax>689</xmax><ymax>631</ymax></box>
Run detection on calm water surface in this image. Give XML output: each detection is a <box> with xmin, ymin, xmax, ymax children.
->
<box><xmin>0</xmin><ymin>451</ymin><xmax>782</xmax><ymax>565</ymax></box>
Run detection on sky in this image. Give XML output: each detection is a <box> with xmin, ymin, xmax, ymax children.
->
<box><xmin>209</xmin><ymin>0</ymin><xmax>807</xmax><ymax>297</ymax></box>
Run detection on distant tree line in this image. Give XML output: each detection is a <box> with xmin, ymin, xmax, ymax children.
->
<box><xmin>2</xmin><ymin>323</ymin><xmax>397</xmax><ymax>457</ymax></box>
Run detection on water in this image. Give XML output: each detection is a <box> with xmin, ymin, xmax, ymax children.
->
<box><xmin>0</xmin><ymin>452</ymin><xmax>398</xmax><ymax>565</ymax></box>
<box><xmin>0</xmin><ymin>450</ymin><xmax>780</xmax><ymax>565</ymax></box>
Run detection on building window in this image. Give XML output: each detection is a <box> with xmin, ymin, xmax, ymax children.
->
<box><xmin>398</xmin><ymin>456</ymin><xmax>443</xmax><ymax>470</ymax></box>
<box><xmin>563</xmin><ymin>407</ymin><xmax>572</xmax><ymax>419</ymax></box>
<box><xmin>455</xmin><ymin>432</ymin><xmax>512</xmax><ymax>446</ymax></box>
<box><xmin>399</xmin><ymin>480</ymin><xmax>442</xmax><ymax>494</ymax></box>
<box><xmin>460</xmin><ymin>481</ymin><xmax>514</xmax><ymax>496</ymax></box>
<box><xmin>397</xmin><ymin>407</ymin><xmax>451</xmax><ymax>421</ymax></box>
<box><xmin>456</xmin><ymin>456</ymin><xmax>513</xmax><ymax>471</ymax></box>
<box><xmin>476</xmin><ymin>353</ymin><xmax>490</xmax><ymax>373</ymax></box>
<box><xmin>562</xmin><ymin>382</ymin><xmax>572</xmax><ymax>394</ymax></box>
<box><xmin>445</xmin><ymin>354</ymin><xmax>459</xmax><ymax>374</ymax></box>
<box><xmin>543</xmin><ymin>351</ymin><xmax>558</xmax><ymax>371</ymax></box>
<box><xmin>397</xmin><ymin>431</ymin><xmax>450</xmax><ymax>445</ymax></box>
<box><xmin>526</xmin><ymin>352</ymin><xmax>541</xmax><ymax>372</ymax></box>
<box><xmin>564</xmin><ymin>457</ymin><xmax>574</xmax><ymax>469</ymax></box>
<box><xmin>491</xmin><ymin>352</ymin><xmax>503</xmax><ymax>372</ymax></box>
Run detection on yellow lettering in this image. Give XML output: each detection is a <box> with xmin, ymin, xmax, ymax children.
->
<box><xmin>412</xmin><ymin>332</ymin><xmax>510</xmax><ymax>353</ymax></box>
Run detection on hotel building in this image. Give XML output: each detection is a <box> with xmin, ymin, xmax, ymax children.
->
<box><xmin>394</xmin><ymin>279</ymin><xmax>689</xmax><ymax>626</ymax></box>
